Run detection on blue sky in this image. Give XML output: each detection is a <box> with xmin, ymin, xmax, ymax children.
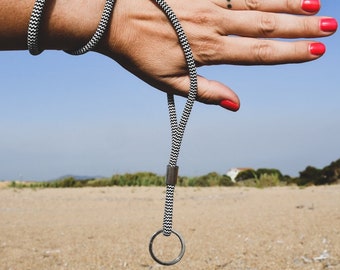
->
<box><xmin>1</xmin><ymin>4</ymin><xmax>339</xmax><ymax>181</ymax></box>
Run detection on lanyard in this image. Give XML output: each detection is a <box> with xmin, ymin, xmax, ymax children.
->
<box><xmin>148</xmin><ymin>0</ymin><xmax>198</xmax><ymax>265</ymax></box>
<box><xmin>27</xmin><ymin>0</ymin><xmax>195</xmax><ymax>266</ymax></box>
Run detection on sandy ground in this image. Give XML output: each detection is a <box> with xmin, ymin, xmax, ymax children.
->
<box><xmin>0</xmin><ymin>185</ymin><xmax>339</xmax><ymax>270</ymax></box>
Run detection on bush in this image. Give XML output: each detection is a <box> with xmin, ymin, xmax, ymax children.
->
<box><xmin>256</xmin><ymin>168</ymin><xmax>283</xmax><ymax>181</ymax></box>
<box><xmin>109</xmin><ymin>172</ymin><xmax>164</xmax><ymax>186</ymax></box>
<box><xmin>235</xmin><ymin>169</ymin><xmax>257</xmax><ymax>182</ymax></box>
<box><xmin>219</xmin><ymin>175</ymin><xmax>234</xmax><ymax>186</ymax></box>
<box><xmin>191</xmin><ymin>175</ymin><xmax>211</xmax><ymax>187</ymax></box>
<box><xmin>318</xmin><ymin>159</ymin><xmax>340</xmax><ymax>185</ymax></box>
<box><xmin>256</xmin><ymin>173</ymin><xmax>281</xmax><ymax>188</ymax></box>
<box><xmin>297</xmin><ymin>166</ymin><xmax>322</xmax><ymax>186</ymax></box>
<box><xmin>189</xmin><ymin>172</ymin><xmax>221</xmax><ymax>187</ymax></box>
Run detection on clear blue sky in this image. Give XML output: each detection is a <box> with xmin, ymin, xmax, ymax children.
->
<box><xmin>1</xmin><ymin>4</ymin><xmax>339</xmax><ymax>181</ymax></box>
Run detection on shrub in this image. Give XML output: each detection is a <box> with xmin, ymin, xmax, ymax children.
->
<box><xmin>192</xmin><ymin>175</ymin><xmax>210</xmax><ymax>187</ymax></box>
<box><xmin>297</xmin><ymin>166</ymin><xmax>322</xmax><ymax>186</ymax></box>
<box><xmin>256</xmin><ymin>168</ymin><xmax>283</xmax><ymax>181</ymax></box>
<box><xmin>256</xmin><ymin>173</ymin><xmax>281</xmax><ymax>188</ymax></box>
<box><xmin>235</xmin><ymin>169</ymin><xmax>257</xmax><ymax>181</ymax></box>
<box><xmin>219</xmin><ymin>175</ymin><xmax>234</xmax><ymax>186</ymax></box>
<box><xmin>318</xmin><ymin>159</ymin><xmax>340</xmax><ymax>185</ymax></box>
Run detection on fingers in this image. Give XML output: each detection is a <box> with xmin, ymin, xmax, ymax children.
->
<box><xmin>191</xmin><ymin>8</ymin><xmax>337</xmax><ymax>65</ymax></box>
<box><xmin>197</xmin><ymin>37</ymin><xmax>326</xmax><ymax>65</ymax></box>
<box><xmin>220</xmin><ymin>12</ymin><xmax>338</xmax><ymax>39</ymax></box>
<box><xmin>189</xmin><ymin>0</ymin><xmax>338</xmax><ymax>66</ymax></box>
<box><xmin>213</xmin><ymin>0</ymin><xmax>321</xmax><ymax>14</ymax></box>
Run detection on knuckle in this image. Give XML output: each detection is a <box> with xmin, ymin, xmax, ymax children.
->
<box><xmin>286</xmin><ymin>0</ymin><xmax>296</xmax><ymax>11</ymax></box>
<box><xmin>244</xmin><ymin>0</ymin><xmax>260</xmax><ymax>10</ymax></box>
<box><xmin>254</xmin><ymin>41</ymin><xmax>274</xmax><ymax>62</ymax></box>
<box><xmin>195</xmin><ymin>38</ymin><xmax>220</xmax><ymax>65</ymax></box>
<box><xmin>189</xmin><ymin>6</ymin><xmax>215</xmax><ymax>26</ymax></box>
<box><xmin>198</xmin><ymin>89</ymin><xmax>214</xmax><ymax>104</ymax></box>
<box><xmin>259</xmin><ymin>14</ymin><xmax>277</xmax><ymax>36</ymax></box>
<box><xmin>193</xmin><ymin>13</ymin><xmax>210</xmax><ymax>25</ymax></box>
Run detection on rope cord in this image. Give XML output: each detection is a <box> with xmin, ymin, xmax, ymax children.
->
<box><xmin>66</xmin><ymin>0</ymin><xmax>115</xmax><ymax>55</ymax></box>
<box><xmin>27</xmin><ymin>0</ymin><xmax>47</xmax><ymax>55</ymax></box>
<box><xmin>27</xmin><ymin>0</ymin><xmax>115</xmax><ymax>56</ymax></box>
<box><xmin>152</xmin><ymin>0</ymin><xmax>198</xmax><ymax>238</ymax></box>
<box><xmin>27</xmin><ymin>0</ymin><xmax>197</xmax><ymax>264</ymax></box>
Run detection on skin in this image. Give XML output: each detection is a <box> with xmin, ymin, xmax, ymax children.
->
<box><xmin>0</xmin><ymin>0</ymin><xmax>337</xmax><ymax>109</ymax></box>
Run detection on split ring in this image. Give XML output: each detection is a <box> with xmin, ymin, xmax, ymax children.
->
<box><xmin>149</xmin><ymin>229</ymin><xmax>185</xmax><ymax>266</ymax></box>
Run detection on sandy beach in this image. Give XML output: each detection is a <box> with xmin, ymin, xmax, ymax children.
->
<box><xmin>0</xmin><ymin>185</ymin><xmax>339</xmax><ymax>269</ymax></box>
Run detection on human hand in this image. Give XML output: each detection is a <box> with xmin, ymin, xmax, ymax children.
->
<box><xmin>98</xmin><ymin>0</ymin><xmax>337</xmax><ymax>111</ymax></box>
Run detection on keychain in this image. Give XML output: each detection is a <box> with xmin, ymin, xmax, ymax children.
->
<box><xmin>148</xmin><ymin>0</ymin><xmax>198</xmax><ymax>265</ymax></box>
<box><xmin>28</xmin><ymin>0</ymin><xmax>197</xmax><ymax>266</ymax></box>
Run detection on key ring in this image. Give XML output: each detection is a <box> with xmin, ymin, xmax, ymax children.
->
<box><xmin>149</xmin><ymin>229</ymin><xmax>186</xmax><ymax>266</ymax></box>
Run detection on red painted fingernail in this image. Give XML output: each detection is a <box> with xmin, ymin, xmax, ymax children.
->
<box><xmin>320</xmin><ymin>18</ymin><xmax>338</xmax><ymax>32</ymax></box>
<box><xmin>301</xmin><ymin>0</ymin><xmax>320</xmax><ymax>13</ymax></box>
<box><xmin>309</xmin><ymin>42</ymin><xmax>326</xmax><ymax>55</ymax></box>
<box><xmin>220</xmin><ymin>100</ymin><xmax>240</xmax><ymax>112</ymax></box>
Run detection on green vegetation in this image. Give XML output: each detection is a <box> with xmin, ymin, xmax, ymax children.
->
<box><xmin>6</xmin><ymin>159</ymin><xmax>340</xmax><ymax>189</ymax></box>
<box><xmin>8</xmin><ymin>172</ymin><xmax>235</xmax><ymax>189</ymax></box>
<box><xmin>296</xmin><ymin>159</ymin><xmax>340</xmax><ymax>186</ymax></box>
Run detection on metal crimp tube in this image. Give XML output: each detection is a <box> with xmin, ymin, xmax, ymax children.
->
<box><xmin>166</xmin><ymin>165</ymin><xmax>179</xmax><ymax>185</ymax></box>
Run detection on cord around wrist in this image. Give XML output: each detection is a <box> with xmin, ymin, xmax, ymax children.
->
<box><xmin>28</xmin><ymin>0</ymin><xmax>114</xmax><ymax>54</ymax></box>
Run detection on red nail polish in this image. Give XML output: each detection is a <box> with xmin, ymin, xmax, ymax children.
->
<box><xmin>301</xmin><ymin>0</ymin><xmax>320</xmax><ymax>13</ymax></box>
<box><xmin>320</xmin><ymin>18</ymin><xmax>338</xmax><ymax>32</ymax></box>
<box><xmin>220</xmin><ymin>100</ymin><xmax>240</xmax><ymax>112</ymax></box>
<box><xmin>309</xmin><ymin>42</ymin><xmax>326</xmax><ymax>56</ymax></box>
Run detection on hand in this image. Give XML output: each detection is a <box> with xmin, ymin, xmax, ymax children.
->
<box><xmin>98</xmin><ymin>0</ymin><xmax>337</xmax><ymax>111</ymax></box>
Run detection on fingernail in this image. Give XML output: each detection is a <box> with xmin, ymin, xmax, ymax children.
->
<box><xmin>320</xmin><ymin>18</ymin><xmax>338</xmax><ymax>32</ymax></box>
<box><xmin>220</xmin><ymin>100</ymin><xmax>240</xmax><ymax>112</ymax></box>
<box><xmin>309</xmin><ymin>42</ymin><xmax>326</xmax><ymax>55</ymax></box>
<box><xmin>301</xmin><ymin>0</ymin><xmax>320</xmax><ymax>13</ymax></box>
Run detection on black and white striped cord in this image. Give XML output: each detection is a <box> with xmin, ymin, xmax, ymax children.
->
<box><xmin>27</xmin><ymin>0</ymin><xmax>47</xmax><ymax>55</ymax></box>
<box><xmin>152</xmin><ymin>0</ymin><xmax>198</xmax><ymax>238</ymax></box>
<box><xmin>66</xmin><ymin>0</ymin><xmax>115</xmax><ymax>55</ymax></box>
<box><xmin>27</xmin><ymin>0</ymin><xmax>197</xmax><ymax>264</ymax></box>
<box><xmin>149</xmin><ymin>0</ymin><xmax>197</xmax><ymax>265</ymax></box>
<box><xmin>27</xmin><ymin>0</ymin><xmax>115</xmax><ymax>56</ymax></box>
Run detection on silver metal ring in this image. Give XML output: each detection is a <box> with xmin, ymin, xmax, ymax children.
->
<box><xmin>149</xmin><ymin>229</ymin><xmax>185</xmax><ymax>266</ymax></box>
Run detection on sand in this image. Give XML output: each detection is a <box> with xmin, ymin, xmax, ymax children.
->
<box><xmin>0</xmin><ymin>185</ymin><xmax>339</xmax><ymax>270</ymax></box>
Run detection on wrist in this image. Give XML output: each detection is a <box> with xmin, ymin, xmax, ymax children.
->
<box><xmin>40</xmin><ymin>0</ymin><xmax>107</xmax><ymax>51</ymax></box>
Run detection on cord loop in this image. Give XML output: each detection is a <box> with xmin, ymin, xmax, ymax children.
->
<box><xmin>27</xmin><ymin>0</ymin><xmax>115</xmax><ymax>55</ymax></box>
<box><xmin>150</xmin><ymin>0</ymin><xmax>198</xmax><ymax>265</ymax></box>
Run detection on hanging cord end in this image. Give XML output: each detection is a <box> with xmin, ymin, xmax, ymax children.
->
<box><xmin>166</xmin><ymin>165</ymin><xmax>179</xmax><ymax>186</ymax></box>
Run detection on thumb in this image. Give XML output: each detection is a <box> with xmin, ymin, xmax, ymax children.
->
<box><xmin>197</xmin><ymin>75</ymin><xmax>240</xmax><ymax>111</ymax></box>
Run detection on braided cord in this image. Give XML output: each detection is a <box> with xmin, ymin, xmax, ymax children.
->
<box><xmin>27</xmin><ymin>0</ymin><xmax>115</xmax><ymax>56</ymax></box>
<box><xmin>28</xmin><ymin>0</ymin><xmax>196</xmax><ymax>250</ymax></box>
<box><xmin>153</xmin><ymin>0</ymin><xmax>198</xmax><ymax>237</ymax></box>
<box><xmin>27</xmin><ymin>0</ymin><xmax>47</xmax><ymax>55</ymax></box>
<box><xmin>66</xmin><ymin>0</ymin><xmax>115</xmax><ymax>55</ymax></box>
